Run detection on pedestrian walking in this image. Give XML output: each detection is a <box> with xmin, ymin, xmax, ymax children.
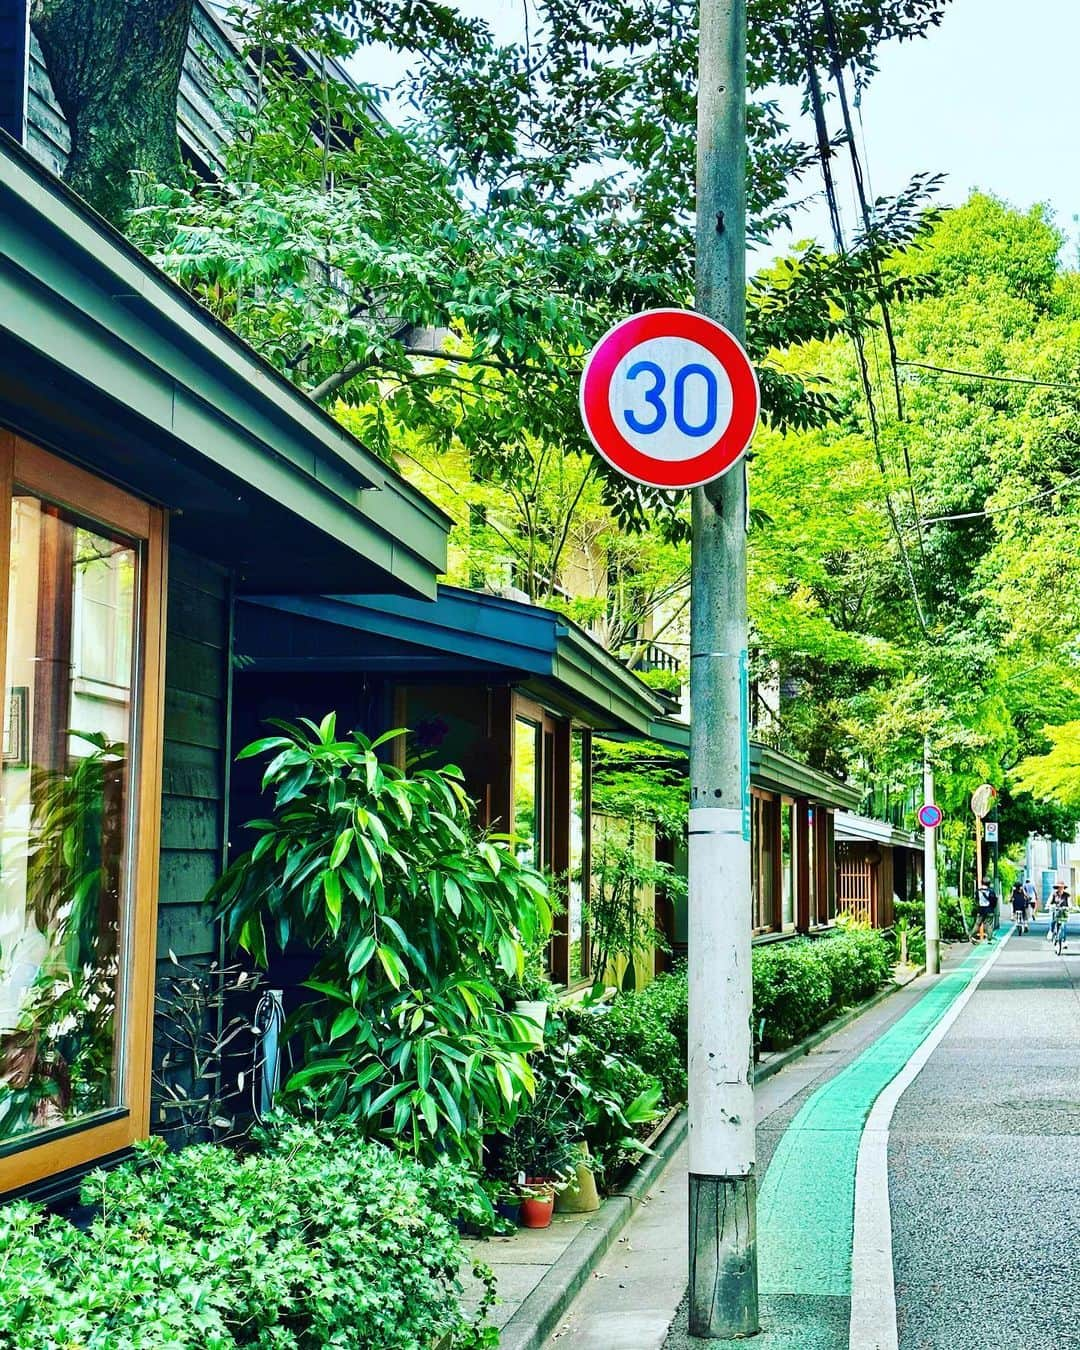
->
<box><xmin>1022</xmin><ymin>876</ymin><xmax>1038</xmax><ymax>922</ymax></box>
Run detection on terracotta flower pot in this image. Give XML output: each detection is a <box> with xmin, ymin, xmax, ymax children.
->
<box><xmin>519</xmin><ymin>1181</ymin><xmax>556</xmax><ymax>1228</ymax></box>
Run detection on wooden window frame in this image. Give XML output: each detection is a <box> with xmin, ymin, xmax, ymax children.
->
<box><xmin>751</xmin><ymin>789</ymin><xmax>781</xmax><ymax>935</ymax></box>
<box><xmin>0</xmin><ymin>432</ymin><xmax>166</xmax><ymax>1195</ymax></box>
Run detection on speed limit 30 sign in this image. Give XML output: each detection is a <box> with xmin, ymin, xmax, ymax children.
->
<box><xmin>579</xmin><ymin>308</ymin><xmax>760</xmax><ymax>490</ymax></box>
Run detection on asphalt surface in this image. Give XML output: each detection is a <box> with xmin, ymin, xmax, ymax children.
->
<box><xmin>890</xmin><ymin>917</ymin><xmax>1080</xmax><ymax>1350</ymax></box>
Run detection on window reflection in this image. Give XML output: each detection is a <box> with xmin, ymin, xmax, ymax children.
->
<box><xmin>781</xmin><ymin>800</ymin><xmax>795</xmax><ymax>928</ymax></box>
<box><xmin>0</xmin><ymin>496</ymin><xmax>138</xmax><ymax>1141</ymax></box>
<box><xmin>569</xmin><ymin>729</ymin><xmax>589</xmax><ymax>980</ymax></box>
<box><xmin>513</xmin><ymin>717</ymin><xmax>540</xmax><ymax>868</ymax></box>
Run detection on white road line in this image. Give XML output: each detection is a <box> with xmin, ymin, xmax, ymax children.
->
<box><xmin>848</xmin><ymin>933</ymin><xmax>1012</xmax><ymax>1350</ymax></box>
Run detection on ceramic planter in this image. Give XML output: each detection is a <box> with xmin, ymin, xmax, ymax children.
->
<box><xmin>555</xmin><ymin>1143</ymin><xmax>600</xmax><ymax>1213</ymax></box>
<box><xmin>519</xmin><ymin>1180</ymin><xmax>556</xmax><ymax>1228</ymax></box>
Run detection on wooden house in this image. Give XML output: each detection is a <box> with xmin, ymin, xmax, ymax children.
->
<box><xmin>835</xmin><ymin>813</ymin><xmax>923</xmax><ymax>929</ymax></box>
<box><xmin>0</xmin><ymin>130</ymin><xmax>449</xmax><ymax>1199</ymax></box>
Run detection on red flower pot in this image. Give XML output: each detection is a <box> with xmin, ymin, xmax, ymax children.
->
<box><xmin>519</xmin><ymin>1182</ymin><xmax>555</xmax><ymax>1228</ymax></box>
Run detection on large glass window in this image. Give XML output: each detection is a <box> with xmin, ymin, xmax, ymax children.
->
<box><xmin>0</xmin><ymin>435</ymin><xmax>164</xmax><ymax>1193</ymax></box>
<box><xmin>513</xmin><ymin>716</ymin><xmax>541</xmax><ymax>867</ymax></box>
<box><xmin>569</xmin><ymin>729</ymin><xmax>590</xmax><ymax>982</ymax></box>
<box><xmin>0</xmin><ymin>497</ymin><xmax>138</xmax><ymax>1142</ymax></box>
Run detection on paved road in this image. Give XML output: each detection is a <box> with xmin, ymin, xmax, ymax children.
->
<box><xmin>890</xmin><ymin>918</ymin><xmax>1080</xmax><ymax>1350</ymax></box>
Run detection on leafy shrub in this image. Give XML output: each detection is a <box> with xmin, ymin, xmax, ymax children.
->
<box><xmin>211</xmin><ymin>716</ymin><xmax>552</xmax><ymax>1165</ymax></box>
<box><xmin>567</xmin><ymin>1034</ymin><xmax>663</xmax><ymax>1182</ymax></box>
<box><xmin>752</xmin><ymin>931</ymin><xmax>891</xmax><ymax>1049</ymax></box>
<box><xmin>567</xmin><ymin>992</ymin><xmax>686</xmax><ymax>1106</ymax></box>
<box><xmin>751</xmin><ymin>941</ymin><xmax>833</xmax><ymax>1048</ymax></box>
<box><xmin>814</xmin><ymin>928</ymin><xmax>892</xmax><ymax>1006</ymax></box>
<box><xmin>0</xmin><ymin>1121</ymin><xmax>496</xmax><ymax>1350</ymax></box>
<box><xmin>632</xmin><ymin>966</ymin><xmax>689</xmax><ymax>1060</ymax></box>
<box><xmin>894</xmin><ymin>895</ymin><xmax>968</xmax><ymax>943</ymax></box>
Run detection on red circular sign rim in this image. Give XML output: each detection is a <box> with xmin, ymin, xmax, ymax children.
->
<box><xmin>918</xmin><ymin>803</ymin><xmax>943</xmax><ymax>829</ymax></box>
<box><xmin>579</xmin><ymin>308</ymin><xmax>760</xmax><ymax>490</ymax></box>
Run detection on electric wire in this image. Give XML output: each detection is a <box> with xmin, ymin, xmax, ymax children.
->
<box><xmin>899</xmin><ymin>360</ymin><xmax>1080</xmax><ymax>394</ymax></box>
<box><xmin>820</xmin><ymin>0</ymin><xmax>927</xmax><ymax>569</ymax></box>
<box><xmin>798</xmin><ymin>1</ymin><xmax>928</xmax><ymax>635</ymax></box>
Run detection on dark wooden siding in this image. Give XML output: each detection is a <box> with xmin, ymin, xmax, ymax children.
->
<box><xmin>0</xmin><ymin>0</ymin><xmax>28</xmax><ymax>144</ymax></box>
<box><xmin>25</xmin><ymin>1</ymin><xmax>241</xmax><ymax>178</ymax></box>
<box><xmin>157</xmin><ymin>547</ymin><xmax>230</xmax><ymax>969</ymax></box>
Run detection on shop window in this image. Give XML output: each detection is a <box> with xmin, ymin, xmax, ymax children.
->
<box><xmin>780</xmin><ymin>799</ymin><xmax>796</xmax><ymax>929</ymax></box>
<box><xmin>0</xmin><ymin>435</ymin><xmax>164</xmax><ymax>1193</ymax></box>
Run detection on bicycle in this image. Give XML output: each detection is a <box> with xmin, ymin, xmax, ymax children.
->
<box><xmin>1051</xmin><ymin>905</ymin><xmax>1069</xmax><ymax>955</ymax></box>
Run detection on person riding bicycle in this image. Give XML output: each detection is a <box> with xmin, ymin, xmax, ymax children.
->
<box><xmin>973</xmin><ymin>882</ymin><xmax>998</xmax><ymax>942</ymax></box>
<box><xmin>1010</xmin><ymin>881</ymin><xmax>1030</xmax><ymax>934</ymax></box>
<box><xmin>1049</xmin><ymin>885</ymin><xmax>1070</xmax><ymax>951</ymax></box>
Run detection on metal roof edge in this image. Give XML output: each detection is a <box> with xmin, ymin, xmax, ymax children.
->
<box><xmin>835</xmin><ymin>812</ymin><xmax>921</xmax><ymax>848</ymax></box>
<box><xmin>750</xmin><ymin>744</ymin><xmax>863</xmax><ymax>809</ymax></box>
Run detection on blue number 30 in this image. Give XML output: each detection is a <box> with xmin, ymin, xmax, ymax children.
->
<box><xmin>623</xmin><ymin>361</ymin><xmax>719</xmax><ymax>439</ymax></box>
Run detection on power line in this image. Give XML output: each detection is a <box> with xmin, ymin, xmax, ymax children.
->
<box><xmin>919</xmin><ymin>463</ymin><xmax>1080</xmax><ymax>525</ymax></box>
<box><xmin>899</xmin><ymin>360</ymin><xmax>1080</xmax><ymax>394</ymax></box>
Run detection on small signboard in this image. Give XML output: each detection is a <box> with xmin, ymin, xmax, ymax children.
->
<box><xmin>984</xmin><ymin>820</ymin><xmax>999</xmax><ymax>843</ymax></box>
<box><xmin>579</xmin><ymin>309</ymin><xmax>760</xmax><ymax>490</ymax></box>
<box><xmin>917</xmin><ymin>803</ymin><xmax>943</xmax><ymax>830</ymax></box>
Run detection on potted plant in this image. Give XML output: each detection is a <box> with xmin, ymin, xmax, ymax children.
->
<box><xmin>502</xmin><ymin>951</ymin><xmax>558</xmax><ymax>1047</ymax></box>
<box><xmin>487</xmin><ymin>1066</ymin><xmax>579</xmax><ymax>1230</ymax></box>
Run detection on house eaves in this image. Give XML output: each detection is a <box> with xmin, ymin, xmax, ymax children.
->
<box><xmin>835</xmin><ymin>812</ymin><xmax>921</xmax><ymax>849</ymax></box>
<box><xmin>0</xmin><ymin>129</ymin><xmax>450</xmax><ymax>597</ymax></box>
<box><xmin>237</xmin><ymin>585</ymin><xmax>665</xmax><ymax>735</ymax></box>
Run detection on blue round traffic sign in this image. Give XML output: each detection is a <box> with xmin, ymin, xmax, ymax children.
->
<box><xmin>918</xmin><ymin>803</ymin><xmax>943</xmax><ymax>829</ymax></box>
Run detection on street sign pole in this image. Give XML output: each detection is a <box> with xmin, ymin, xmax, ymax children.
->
<box><xmin>923</xmin><ymin>736</ymin><xmax>940</xmax><ymax>975</ymax></box>
<box><xmin>687</xmin><ymin>0</ymin><xmax>758</xmax><ymax>1337</ymax></box>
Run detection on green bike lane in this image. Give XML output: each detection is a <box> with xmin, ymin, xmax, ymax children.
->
<box><xmin>663</xmin><ymin>936</ymin><xmax>1009</xmax><ymax>1349</ymax></box>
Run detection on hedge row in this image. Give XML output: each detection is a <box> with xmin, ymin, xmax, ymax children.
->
<box><xmin>752</xmin><ymin>927</ymin><xmax>893</xmax><ymax>1049</ymax></box>
<box><xmin>0</xmin><ymin>1122</ymin><xmax>494</xmax><ymax>1350</ymax></box>
<box><xmin>572</xmin><ymin>926</ymin><xmax>890</xmax><ymax>1086</ymax></box>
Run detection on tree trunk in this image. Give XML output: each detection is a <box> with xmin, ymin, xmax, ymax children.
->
<box><xmin>31</xmin><ymin>0</ymin><xmax>194</xmax><ymax>224</ymax></box>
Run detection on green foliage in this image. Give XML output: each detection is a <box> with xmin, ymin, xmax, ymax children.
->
<box><xmin>0</xmin><ymin>1121</ymin><xmax>496</xmax><ymax>1349</ymax></box>
<box><xmin>210</xmin><ymin>715</ymin><xmax>552</xmax><ymax>1164</ymax></box>
<box><xmin>813</xmin><ymin>927</ymin><xmax>893</xmax><ymax>1006</ymax></box>
<box><xmin>488</xmin><ymin>1002</ymin><xmax>664</xmax><ymax>1188</ymax></box>
<box><xmin>751</xmin><ymin>930</ymin><xmax>891</xmax><ymax>1050</ymax></box>
<box><xmin>569</xmin><ymin>993</ymin><xmax>685</xmax><ymax>1108</ymax></box>
<box><xmin>1014</xmin><ymin>720</ymin><xmax>1080</xmax><ymax>810</ymax></box>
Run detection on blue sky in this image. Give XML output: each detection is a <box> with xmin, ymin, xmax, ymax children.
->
<box><xmin>350</xmin><ymin>0</ymin><xmax>1080</xmax><ymax>265</ymax></box>
<box><xmin>773</xmin><ymin>0</ymin><xmax>1080</xmax><ymax>263</ymax></box>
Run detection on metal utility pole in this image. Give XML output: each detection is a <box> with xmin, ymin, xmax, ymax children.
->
<box><xmin>687</xmin><ymin>0</ymin><xmax>758</xmax><ymax>1338</ymax></box>
<box><xmin>923</xmin><ymin>736</ymin><xmax>940</xmax><ymax>975</ymax></box>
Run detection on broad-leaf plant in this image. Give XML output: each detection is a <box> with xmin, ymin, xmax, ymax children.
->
<box><xmin>211</xmin><ymin>715</ymin><xmax>552</xmax><ymax>1164</ymax></box>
